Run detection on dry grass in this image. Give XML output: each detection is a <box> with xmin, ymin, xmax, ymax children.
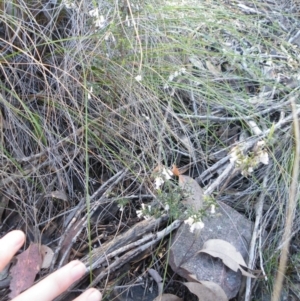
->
<box><xmin>0</xmin><ymin>0</ymin><xmax>299</xmax><ymax>300</ymax></box>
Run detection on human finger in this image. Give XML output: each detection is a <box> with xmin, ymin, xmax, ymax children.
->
<box><xmin>13</xmin><ymin>260</ymin><xmax>86</xmax><ymax>301</ymax></box>
<box><xmin>0</xmin><ymin>230</ymin><xmax>25</xmax><ymax>271</ymax></box>
<box><xmin>73</xmin><ymin>288</ymin><xmax>102</xmax><ymax>301</ymax></box>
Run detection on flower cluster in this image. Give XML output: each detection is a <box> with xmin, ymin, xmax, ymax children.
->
<box><xmin>154</xmin><ymin>167</ymin><xmax>173</xmax><ymax>190</ymax></box>
<box><xmin>61</xmin><ymin>0</ymin><xmax>77</xmax><ymax>9</ymax></box>
<box><xmin>164</xmin><ymin>68</ymin><xmax>187</xmax><ymax>90</ymax></box>
<box><xmin>230</xmin><ymin>140</ymin><xmax>269</xmax><ymax>177</ymax></box>
<box><xmin>184</xmin><ymin>215</ymin><xmax>205</xmax><ymax>233</ymax></box>
<box><xmin>89</xmin><ymin>8</ymin><xmax>106</xmax><ymax>29</ymax></box>
<box><xmin>136</xmin><ymin>203</ymin><xmax>152</xmax><ymax>220</ymax></box>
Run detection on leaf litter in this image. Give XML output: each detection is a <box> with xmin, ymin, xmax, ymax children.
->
<box><xmin>9</xmin><ymin>243</ymin><xmax>42</xmax><ymax>299</ymax></box>
<box><xmin>198</xmin><ymin>239</ymin><xmax>258</xmax><ymax>278</ymax></box>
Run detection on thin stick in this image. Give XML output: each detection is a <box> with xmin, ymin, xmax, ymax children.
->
<box><xmin>204</xmin><ymin>162</ymin><xmax>235</xmax><ymax>195</ymax></box>
<box><xmin>245</xmin><ymin>167</ymin><xmax>270</xmax><ymax>301</ymax></box>
<box><xmin>271</xmin><ymin>98</ymin><xmax>300</xmax><ymax>301</ymax></box>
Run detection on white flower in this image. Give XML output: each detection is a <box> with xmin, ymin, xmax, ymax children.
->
<box><xmin>135</xmin><ymin>75</ymin><xmax>142</xmax><ymax>82</ymax></box>
<box><xmin>184</xmin><ymin>216</ymin><xmax>195</xmax><ymax>226</ymax></box>
<box><xmin>88</xmin><ymin>86</ymin><xmax>93</xmax><ymax>100</ymax></box>
<box><xmin>257</xmin><ymin>140</ymin><xmax>265</xmax><ymax>147</ymax></box>
<box><xmin>163</xmin><ymin>83</ymin><xmax>170</xmax><ymax>90</ymax></box>
<box><xmin>184</xmin><ymin>216</ymin><xmax>205</xmax><ymax>233</ymax></box>
<box><xmin>190</xmin><ymin>221</ymin><xmax>205</xmax><ymax>233</ymax></box>
<box><xmin>142</xmin><ymin>114</ymin><xmax>150</xmax><ymax>120</ymax></box>
<box><xmin>136</xmin><ymin>209</ymin><xmax>143</xmax><ymax>218</ymax></box>
<box><xmin>104</xmin><ymin>32</ymin><xmax>116</xmax><ymax>42</ymax></box>
<box><xmin>95</xmin><ymin>15</ymin><xmax>106</xmax><ymax>29</ymax></box>
<box><xmin>161</xmin><ymin>168</ymin><xmax>173</xmax><ymax>180</ymax></box>
<box><xmin>62</xmin><ymin>0</ymin><xmax>77</xmax><ymax>9</ymax></box>
<box><xmin>258</xmin><ymin>150</ymin><xmax>269</xmax><ymax>165</ymax></box>
<box><xmin>229</xmin><ymin>146</ymin><xmax>240</xmax><ymax>164</ymax></box>
<box><xmin>154</xmin><ymin>167</ymin><xmax>173</xmax><ymax>190</ymax></box>
<box><xmin>210</xmin><ymin>204</ymin><xmax>215</xmax><ymax>214</ymax></box>
<box><xmin>136</xmin><ymin>203</ymin><xmax>151</xmax><ymax>219</ymax></box>
<box><xmin>89</xmin><ymin>8</ymin><xmax>106</xmax><ymax>29</ymax></box>
<box><xmin>89</xmin><ymin>8</ymin><xmax>99</xmax><ymax>17</ymax></box>
<box><xmin>179</xmin><ymin>67</ymin><xmax>186</xmax><ymax>74</ymax></box>
<box><xmin>154</xmin><ymin>177</ymin><xmax>164</xmax><ymax>190</ymax></box>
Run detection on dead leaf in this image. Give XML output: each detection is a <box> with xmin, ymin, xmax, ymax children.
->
<box><xmin>41</xmin><ymin>245</ymin><xmax>54</xmax><ymax>269</ymax></box>
<box><xmin>9</xmin><ymin>243</ymin><xmax>42</xmax><ymax>298</ymax></box>
<box><xmin>172</xmin><ymin>165</ymin><xmax>180</xmax><ymax>177</ymax></box>
<box><xmin>184</xmin><ymin>281</ymin><xmax>228</xmax><ymax>301</ymax></box>
<box><xmin>206</xmin><ymin>60</ymin><xmax>221</xmax><ymax>75</ymax></box>
<box><xmin>153</xmin><ymin>294</ymin><xmax>183</xmax><ymax>301</ymax></box>
<box><xmin>179</xmin><ymin>175</ymin><xmax>203</xmax><ymax>211</ymax></box>
<box><xmin>45</xmin><ymin>190</ymin><xmax>68</xmax><ymax>202</ymax></box>
<box><xmin>198</xmin><ymin>239</ymin><xmax>256</xmax><ymax>278</ymax></box>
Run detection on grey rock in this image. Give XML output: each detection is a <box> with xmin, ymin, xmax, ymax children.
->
<box><xmin>169</xmin><ymin>202</ymin><xmax>253</xmax><ymax>299</ymax></box>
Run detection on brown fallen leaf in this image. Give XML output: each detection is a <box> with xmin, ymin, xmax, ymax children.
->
<box><xmin>178</xmin><ymin>175</ymin><xmax>203</xmax><ymax>211</ymax></box>
<box><xmin>184</xmin><ymin>281</ymin><xmax>228</xmax><ymax>301</ymax></box>
<box><xmin>198</xmin><ymin>239</ymin><xmax>257</xmax><ymax>278</ymax></box>
<box><xmin>153</xmin><ymin>294</ymin><xmax>183</xmax><ymax>301</ymax></box>
<box><xmin>9</xmin><ymin>243</ymin><xmax>42</xmax><ymax>298</ymax></box>
<box><xmin>41</xmin><ymin>245</ymin><xmax>54</xmax><ymax>269</ymax></box>
<box><xmin>206</xmin><ymin>60</ymin><xmax>221</xmax><ymax>75</ymax></box>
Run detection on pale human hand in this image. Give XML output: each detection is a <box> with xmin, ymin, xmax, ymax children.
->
<box><xmin>0</xmin><ymin>230</ymin><xmax>102</xmax><ymax>301</ymax></box>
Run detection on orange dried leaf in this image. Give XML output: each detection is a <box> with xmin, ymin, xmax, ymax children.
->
<box><xmin>172</xmin><ymin>165</ymin><xmax>180</xmax><ymax>176</ymax></box>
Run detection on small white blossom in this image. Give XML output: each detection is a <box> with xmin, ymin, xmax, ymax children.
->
<box><xmin>88</xmin><ymin>86</ymin><xmax>93</xmax><ymax>100</ymax></box>
<box><xmin>135</xmin><ymin>75</ymin><xmax>142</xmax><ymax>82</ymax></box>
<box><xmin>104</xmin><ymin>32</ymin><xmax>116</xmax><ymax>42</ymax></box>
<box><xmin>184</xmin><ymin>216</ymin><xmax>205</xmax><ymax>233</ymax></box>
<box><xmin>184</xmin><ymin>216</ymin><xmax>195</xmax><ymax>226</ymax></box>
<box><xmin>136</xmin><ymin>209</ymin><xmax>143</xmax><ymax>218</ymax></box>
<box><xmin>95</xmin><ymin>15</ymin><xmax>106</xmax><ymax>29</ymax></box>
<box><xmin>190</xmin><ymin>222</ymin><xmax>205</xmax><ymax>233</ymax></box>
<box><xmin>118</xmin><ymin>204</ymin><xmax>124</xmax><ymax>212</ymax></box>
<box><xmin>257</xmin><ymin>140</ymin><xmax>265</xmax><ymax>147</ymax></box>
<box><xmin>142</xmin><ymin>114</ymin><xmax>150</xmax><ymax>120</ymax></box>
<box><xmin>62</xmin><ymin>0</ymin><xmax>77</xmax><ymax>9</ymax></box>
<box><xmin>154</xmin><ymin>177</ymin><xmax>164</xmax><ymax>190</ymax></box>
<box><xmin>210</xmin><ymin>204</ymin><xmax>216</xmax><ymax>214</ymax></box>
<box><xmin>154</xmin><ymin>167</ymin><xmax>173</xmax><ymax>190</ymax></box>
<box><xmin>161</xmin><ymin>168</ymin><xmax>173</xmax><ymax>180</ymax></box>
<box><xmin>89</xmin><ymin>8</ymin><xmax>106</xmax><ymax>29</ymax></box>
<box><xmin>179</xmin><ymin>67</ymin><xmax>186</xmax><ymax>74</ymax></box>
<box><xmin>164</xmin><ymin>67</ymin><xmax>187</xmax><ymax>89</ymax></box>
<box><xmin>136</xmin><ymin>203</ymin><xmax>151</xmax><ymax>219</ymax></box>
<box><xmin>258</xmin><ymin>150</ymin><xmax>269</xmax><ymax>165</ymax></box>
<box><xmin>89</xmin><ymin>8</ymin><xmax>99</xmax><ymax>17</ymax></box>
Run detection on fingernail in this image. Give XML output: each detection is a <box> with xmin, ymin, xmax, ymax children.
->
<box><xmin>87</xmin><ymin>290</ymin><xmax>102</xmax><ymax>301</ymax></box>
<box><xmin>70</xmin><ymin>261</ymin><xmax>86</xmax><ymax>281</ymax></box>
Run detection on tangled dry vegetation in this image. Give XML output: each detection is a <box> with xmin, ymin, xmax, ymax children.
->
<box><xmin>0</xmin><ymin>0</ymin><xmax>300</xmax><ymax>300</ymax></box>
